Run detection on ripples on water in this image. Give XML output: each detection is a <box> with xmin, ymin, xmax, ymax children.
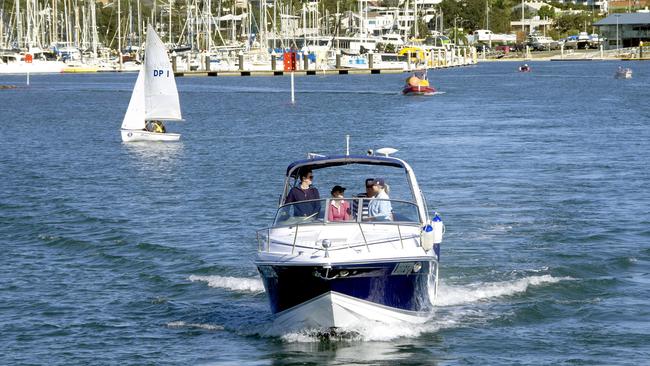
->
<box><xmin>1</xmin><ymin>61</ymin><xmax>649</xmax><ymax>364</ymax></box>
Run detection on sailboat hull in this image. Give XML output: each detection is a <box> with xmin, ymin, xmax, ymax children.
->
<box><xmin>121</xmin><ymin>129</ymin><xmax>180</xmax><ymax>142</ymax></box>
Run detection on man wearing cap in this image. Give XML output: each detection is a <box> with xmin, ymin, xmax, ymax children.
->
<box><xmin>328</xmin><ymin>185</ymin><xmax>351</xmax><ymax>221</ymax></box>
<box><xmin>367</xmin><ymin>178</ymin><xmax>392</xmax><ymax>221</ymax></box>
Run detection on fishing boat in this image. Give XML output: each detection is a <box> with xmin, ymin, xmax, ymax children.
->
<box><xmin>120</xmin><ymin>24</ymin><xmax>183</xmax><ymax>142</ymax></box>
<box><xmin>615</xmin><ymin>66</ymin><xmax>632</xmax><ymax>79</ymax></box>
<box><xmin>255</xmin><ymin>146</ymin><xmax>444</xmax><ymax>332</ymax></box>
<box><xmin>402</xmin><ymin>70</ymin><xmax>436</xmax><ymax>96</ymax></box>
<box><xmin>518</xmin><ymin>64</ymin><xmax>531</xmax><ymax>72</ymax></box>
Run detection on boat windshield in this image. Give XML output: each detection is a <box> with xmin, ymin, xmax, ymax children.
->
<box><xmin>274</xmin><ymin>198</ymin><xmax>420</xmax><ymax>226</ymax></box>
<box><xmin>284</xmin><ymin>161</ymin><xmax>416</xmax><ymax>203</ymax></box>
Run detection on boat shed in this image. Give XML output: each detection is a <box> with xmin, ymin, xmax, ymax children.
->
<box><xmin>593</xmin><ymin>12</ymin><xmax>650</xmax><ymax>47</ymax></box>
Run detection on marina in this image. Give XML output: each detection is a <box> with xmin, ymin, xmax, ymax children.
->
<box><xmin>2</xmin><ymin>0</ymin><xmax>650</xmax><ymax>363</ymax></box>
<box><xmin>2</xmin><ymin>60</ymin><xmax>649</xmax><ymax>363</ymax></box>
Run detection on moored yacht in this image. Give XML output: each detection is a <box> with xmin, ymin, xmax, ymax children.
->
<box><xmin>255</xmin><ymin>147</ymin><xmax>444</xmax><ymax>332</ymax></box>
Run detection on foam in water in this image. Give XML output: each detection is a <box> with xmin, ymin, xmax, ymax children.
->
<box><xmin>190</xmin><ymin>274</ymin><xmax>572</xmax><ymax>342</ymax></box>
<box><xmin>433</xmin><ymin>274</ymin><xmax>572</xmax><ymax>306</ymax></box>
<box><xmin>189</xmin><ymin>275</ymin><xmax>265</xmax><ymax>293</ymax></box>
<box><xmin>166</xmin><ymin>321</ymin><xmax>224</xmax><ymax>331</ymax></box>
<box><xmin>278</xmin><ymin>274</ymin><xmax>572</xmax><ymax>342</ymax></box>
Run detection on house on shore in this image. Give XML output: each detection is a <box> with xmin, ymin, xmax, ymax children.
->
<box><xmin>593</xmin><ymin>11</ymin><xmax>650</xmax><ymax>48</ymax></box>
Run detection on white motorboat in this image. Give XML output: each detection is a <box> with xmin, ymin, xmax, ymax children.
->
<box><xmin>120</xmin><ymin>24</ymin><xmax>183</xmax><ymax>142</ymax></box>
<box><xmin>255</xmin><ymin>147</ymin><xmax>444</xmax><ymax>333</ymax></box>
<box><xmin>615</xmin><ymin>66</ymin><xmax>632</xmax><ymax>79</ymax></box>
<box><xmin>0</xmin><ymin>51</ymin><xmax>66</xmax><ymax>74</ymax></box>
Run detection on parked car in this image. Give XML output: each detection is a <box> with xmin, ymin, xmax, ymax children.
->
<box><xmin>494</xmin><ymin>45</ymin><xmax>514</xmax><ymax>53</ymax></box>
<box><xmin>474</xmin><ymin>43</ymin><xmax>491</xmax><ymax>52</ymax></box>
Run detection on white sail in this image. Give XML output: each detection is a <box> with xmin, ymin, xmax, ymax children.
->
<box><xmin>121</xmin><ymin>68</ymin><xmax>146</xmax><ymax>130</ymax></box>
<box><xmin>144</xmin><ymin>24</ymin><xmax>182</xmax><ymax>121</ymax></box>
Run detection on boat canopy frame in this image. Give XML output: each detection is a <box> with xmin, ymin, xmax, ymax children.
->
<box><xmin>281</xmin><ymin>154</ymin><xmax>430</xmax><ymax>224</ymax></box>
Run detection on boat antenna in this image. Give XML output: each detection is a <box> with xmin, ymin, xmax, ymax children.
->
<box><xmin>346</xmin><ymin>135</ymin><xmax>350</xmax><ymax>156</ymax></box>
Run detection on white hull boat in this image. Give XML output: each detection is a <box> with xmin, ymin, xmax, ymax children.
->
<box><xmin>615</xmin><ymin>67</ymin><xmax>632</xmax><ymax>79</ymax></box>
<box><xmin>0</xmin><ymin>53</ymin><xmax>66</xmax><ymax>74</ymax></box>
<box><xmin>120</xmin><ymin>24</ymin><xmax>183</xmax><ymax>142</ymax></box>
<box><xmin>120</xmin><ymin>129</ymin><xmax>180</xmax><ymax>142</ymax></box>
<box><xmin>267</xmin><ymin>291</ymin><xmax>430</xmax><ymax>334</ymax></box>
<box><xmin>255</xmin><ymin>148</ymin><xmax>444</xmax><ymax>332</ymax></box>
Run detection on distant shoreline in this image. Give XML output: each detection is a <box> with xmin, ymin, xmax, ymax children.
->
<box><xmin>476</xmin><ymin>48</ymin><xmax>646</xmax><ymax>62</ymax></box>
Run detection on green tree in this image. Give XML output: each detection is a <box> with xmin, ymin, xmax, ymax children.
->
<box><xmin>538</xmin><ymin>5</ymin><xmax>556</xmax><ymax>19</ymax></box>
<box><xmin>555</xmin><ymin>12</ymin><xmax>594</xmax><ymax>37</ymax></box>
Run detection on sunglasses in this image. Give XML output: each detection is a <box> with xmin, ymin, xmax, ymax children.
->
<box><xmin>307</xmin><ymin>175</ymin><xmax>314</xmax><ymax>179</ymax></box>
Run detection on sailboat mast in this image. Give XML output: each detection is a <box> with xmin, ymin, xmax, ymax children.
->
<box><xmin>207</xmin><ymin>0</ymin><xmax>212</xmax><ymax>52</ymax></box>
<box><xmin>195</xmin><ymin>0</ymin><xmax>199</xmax><ymax>51</ymax></box>
<box><xmin>169</xmin><ymin>0</ymin><xmax>173</xmax><ymax>45</ymax></box>
<box><xmin>91</xmin><ymin>0</ymin><xmax>98</xmax><ymax>58</ymax></box>
<box><xmin>118</xmin><ymin>0</ymin><xmax>122</xmax><ymax>69</ymax></box>
<box><xmin>81</xmin><ymin>3</ymin><xmax>86</xmax><ymax>50</ymax></box>
<box><xmin>74</xmin><ymin>0</ymin><xmax>80</xmax><ymax>48</ymax></box>
<box><xmin>0</xmin><ymin>9</ymin><xmax>4</xmax><ymax>48</ymax></box>
<box><xmin>52</xmin><ymin>0</ymin><xmax>57</xmax><ymax>45</ymax></box>
<box><xmin>16</xmin><ymin>0</ymin><xmax>23</xmax><ymax>49</ymax></box>
<box><xmin>26</xmin><ymin>0</ymin><xmax>32</xmax><ymax>48</ymax></box>
<box><xmin>137</xmin><ymin>0</ymin><xmax>142</xmax><ymax>58</ymax></box>
<box><xmin>413</xmin><ymin>0</ymin><xmax>418</xmax><ymax>38</ymax></box>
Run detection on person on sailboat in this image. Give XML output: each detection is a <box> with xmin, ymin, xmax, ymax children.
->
<box><xmin>145</xmin><ymin>120</ymin><xmax>166</xmax><ymax>133</ymax></box>
<box><xmin>154</xmin><ymin>120</ymin><xmax>166</xmax><ymax>133</ymax></box>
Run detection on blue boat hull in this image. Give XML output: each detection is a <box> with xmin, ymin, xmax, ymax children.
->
<box><xmin>256</xmin><ymin>260</ymin><xmax>435</xmax><ymax>315</ymax></box>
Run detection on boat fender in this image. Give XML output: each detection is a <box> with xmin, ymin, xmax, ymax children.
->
<box><xmin>432</xmin><ymin>213</ymin><xmax>444</xmax><ymax>244</ymax></box>
<box><xmin>421</xmin><ymin>224</ymin><xmax>434</xmax><ymax>251</ymax></box>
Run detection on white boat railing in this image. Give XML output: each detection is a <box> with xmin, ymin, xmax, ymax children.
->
<box><xmin>256</xmin><ymin>197</ymin><xmax>424</xmax><ymax>254</ymax></box>
<box><xmin>256</xmin><ymin>222</ymin><xmax>421</xmax><ymax>254</ymax></box>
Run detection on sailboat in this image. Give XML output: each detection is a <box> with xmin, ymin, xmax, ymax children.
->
<box><xmin>121</xmin><ymin>24</ymin><xmax>183</xmax><ymax>142</ymax></box>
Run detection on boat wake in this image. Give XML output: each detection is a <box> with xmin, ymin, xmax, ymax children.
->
<box><xmin>166</xmin><ymin>321</ymin><xmax>224</xmax><ymax>331</ymax></box>
<box><xmin>188</xmin><ymin>275</ymin><xmax>264</xmax><ymax>293</ymax></box>
<box><xmin>192</xmin><ymin>273</ymin><xmax>572</xmax><ymax>341</ymax></box>
<box><xmin>434</xmin><ymin>274</ymin><xmax>573</xmax><ymax>306</ymax></box>
<box><xmin>277</xmin><ymin>274</ymin><xmax>572</xmax><ymax>342</ymax></box>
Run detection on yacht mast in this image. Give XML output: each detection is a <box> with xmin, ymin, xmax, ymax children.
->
<box><xmin>207</xmin><ymin>0</ymin><xmax>212</xmax><ymax>51</ymax></box>
<box><xmin>0</xmin><ymin>9</ymin><xmax>4</xmax><ymax>48</ymax></box>
<box><xmin>118</xmin><ymin>0</ymin><xmax>122</xmax><ymax>69</ymax></box>
<box><xmin>413</xmin><ymin>0</ymin><xmax>418</xmax><ymax>38</ymax></box>
<box><xmin>16</xmin><ymin>0</ymin><xmax>23</xmax><ymax>48</ymax></box>
<box><xmin>26</xmin><ymin>0</ymin><xmax>32</xmax><ymax>48</ymax></box>
<box><xmin>137</xmin><ymin>0</ymin><xmax>142</xmax><ymax>55</ymax></box>
<box><xmin>91</xmin><ymin>0</ymin><xmax>98</xmax><ymax>58</ymax></box>
<box><xmin>74</xmin><ymin>0</ymin><xmax>80</xmax><ymax>48</ymax></box>
<box><xmin>53</xmin><ymin>0</ymin><xmax>58</xmax><ymax>45</ymax></box>
<box><xmin>169</xmin><ymin>0</ymin><xmax>173</xmax><ymax>45</ymax></box>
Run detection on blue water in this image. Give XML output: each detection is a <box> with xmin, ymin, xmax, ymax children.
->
<box><xmin>1</xmin><ymin>61</ymin><xmax>649</xmax><ymax>365</ymax></box>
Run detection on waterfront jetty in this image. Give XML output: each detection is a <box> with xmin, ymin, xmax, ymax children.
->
<box><xmin>172</xmin><ymin>47</ymin><xmax>477</xmax><ymax>77</ymax></box>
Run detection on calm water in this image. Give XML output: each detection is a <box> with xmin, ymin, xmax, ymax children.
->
<box><xmin>1</xmin><ymin>61</ymin><xmax>649</xmax><ymax>365</ymax></box>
